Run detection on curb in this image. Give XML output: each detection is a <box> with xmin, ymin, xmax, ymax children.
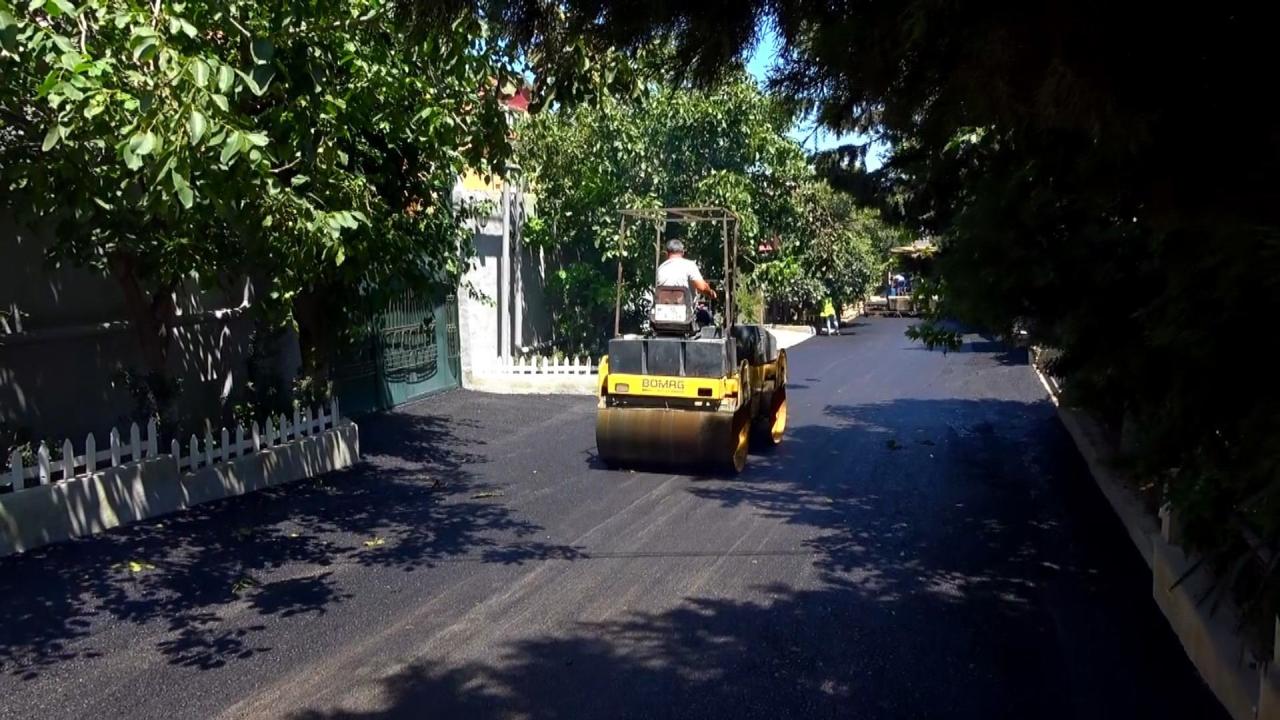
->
<box><xmin>1032</xmin><ymin>353</ymin><xmax>1274</xmax><ymax>720</ymax></box>
<box><xmin>764</xmin><ymin>324</ymin><xmax>816</xmax><ymax>336</ymax></box>
<box><xmin>465</xmin><ymin>374</ymin><xmax>597</xmax><ymax>396</ymax></box>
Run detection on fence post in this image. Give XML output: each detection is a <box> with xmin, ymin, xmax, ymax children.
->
<box><xmin>146</xmin><ymin>418</ymin><xmax>158</xmax><ymax>458</ymax></box>
<box><xmin>9</xmin><ymin>449</ymin><xmax>24</xmax><ymax>492</ymax></box>
<box><xmin>204</xmin><ymin>429</ymin><xmax>215</xmax><ymax>466</ymax></box>
<box><xmin>266</xmin><ymin>417</ymin><xmax>276</xmax><ymax>447</ymax></box>
<box><xmin>109</xmin><ymin>427</ymin><xmax>122</xmax><ymax>466</ymax></box>
<box><xmin>312</xmin><ymin>407</ymin><xmax>322</xmax><ymax>433</ymax></box>
<box><xmin>189</xmin><ymin>434</ymin><xmax>200</xmax><ymax>469</ymax></box>
<box><xmin>37</xmin><ymin>442</ymin><xmax>50</xmax><ymax>485</ymax></box>
<box><xmin>129</xmin><ymin>422</ymin><xmax>141</xmax><ymax>463</ymax></box>
<box><xmin>84</xmin><ymin>433</ymin><xmax>96</xmax><ymax>475</ymax></box>
<box><xmin>252</xmin><ymin>421</ymin><xmax>261</xmax><ymax>452</ymax></box>
<box><xmin>235</xmin><ymin>425</ymin><xmax>246</xmax><ymax>456</ymax></box>
<box><xmin>292</xmin><ymin>408</ymin><xmax>301</xmax><ymax>439</ymax></box>
<box><xmin>62</xmin><ymin>439</ymin><xmax>75</xmax><ymax>482</ymax></box>
<box><xmin>332</xmin><ymin>397</ymin><xmax>341</xmax><ymax>423</ymax></box>
<box><xmin>171</xmin><ymin>439</ymin><xmax>182</xmax><ymax>472</ymax></box>
<box><xmin>219</xmin><ymin>427</ymin><xmax>230</xmax><ymax>463</ymax></box>
<box><xmin>300</xmin><ymin>408</ymin><xmax>310</xmax><ymax>437</ymax></box>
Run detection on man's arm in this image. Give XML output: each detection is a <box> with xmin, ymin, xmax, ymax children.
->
<box><xmin>688</xmin><ymin>263</ymin><xmax>717</xmax><ymax>299</ymax></box>
<box><xmin>693</xmin><ymin>277</ymin><xmax>717</xmax><ymax>299</ymax></box>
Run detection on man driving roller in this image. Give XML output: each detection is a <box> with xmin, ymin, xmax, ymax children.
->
<box><xmin>656</xmin><ymin>239</ymin><xmax>717</xmax><ymax>300</ymax></box>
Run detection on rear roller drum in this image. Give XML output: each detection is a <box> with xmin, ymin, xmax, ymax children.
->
<box><xmin>752</xmin><ymin>351</ymin><xmax>788</xmax><ymax>448</ymax></box>
<box><xmin>726</xmin><ymin>413</ymin><xmax>750</xmax><ymax>473</ymax></box>
<box><xmin>752</xmin><ymin>386</ymin><xmax>788</xmax><ymax>448</ymax></box>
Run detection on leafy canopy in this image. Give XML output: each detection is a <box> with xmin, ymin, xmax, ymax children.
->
<box><xmin>517</xmin><ymin>73</ymin><xmax>808</xmax><ymax>352</ymax></box>
<box><xmin>1</xmin><ymin>0</ymin><xmax>519</xmax><ymax>339</ymax></box>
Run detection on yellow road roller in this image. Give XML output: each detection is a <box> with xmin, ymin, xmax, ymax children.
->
<box><xmin>595</xmin><ymin>207</ymin><xmax>788</xmax><ymax>473</ymax></box>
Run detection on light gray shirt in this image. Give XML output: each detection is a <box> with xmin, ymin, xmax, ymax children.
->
<box><xmin>656</xmin><ymin>256</ymin><xmax>704</xmax><ymax>292</ymax></box>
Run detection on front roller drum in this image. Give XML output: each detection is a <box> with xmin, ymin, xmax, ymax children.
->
<box><xmin>596</xmin><ymin>407</ymin><xmax>752</xmax><ymax>474</ymax></box>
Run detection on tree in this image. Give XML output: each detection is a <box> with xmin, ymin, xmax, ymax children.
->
<box><xmin>517</xmin><ymin>73</ymin><xmax>808</xmax><ymax>352</ymax></box>
<box><xmin>752</xmin><ymin>181</ymin><xmax>898</xmax><ymax>323</ymax></box>
<box><xmin>1</xmin><ymin>0</ymin><xmax>518</xmax><ymax>405</ymax></box>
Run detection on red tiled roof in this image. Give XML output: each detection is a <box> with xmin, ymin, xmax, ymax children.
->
<box><xmin>504</xmin><ymin>86</ymin><xmax>531</xmax><ymax>113</ymax></box>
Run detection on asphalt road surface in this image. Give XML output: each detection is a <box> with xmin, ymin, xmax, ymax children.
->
<box><xmin>0</xmin><ymin>318</ymin><xmax>1226</xmax><ymax>720</ymax></box>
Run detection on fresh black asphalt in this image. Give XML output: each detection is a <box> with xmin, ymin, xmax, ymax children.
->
<box><xmin>0</xmin><ymin>318</ymin><xmax>1226</xmax><ymax>719</ymax></box>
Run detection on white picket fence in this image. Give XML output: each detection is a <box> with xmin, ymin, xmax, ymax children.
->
<box><xmin>498</xmin><ymin>355</ymin><xmax>599</xmax><ymax>375</ymax></box>
<box><xmin>7</xmin><ymin>399</ymin><xmax>341</xmax><ymax>494</ymax></box>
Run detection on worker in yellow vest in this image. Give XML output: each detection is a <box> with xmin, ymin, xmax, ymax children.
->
<box><xmin>821</xmin><ymin>297</ymin><xmax>839</xmax><ymax>336</ymax></box>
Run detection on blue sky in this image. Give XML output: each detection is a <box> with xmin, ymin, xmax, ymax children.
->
<box><xmin>746</xmin><ymin>27</ymin><xmax>886</xmax><ymax>170</ymax></box>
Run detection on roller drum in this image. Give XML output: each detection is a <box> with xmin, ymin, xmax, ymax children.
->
<box><xmin>596</xmin><ymin>406</ymin><xmax>749</xmax><ymax>473</ymax></box>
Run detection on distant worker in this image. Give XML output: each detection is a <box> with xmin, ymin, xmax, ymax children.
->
<box><xmin>656</xmin><ymin>239</ymin><xmax>717</xmax><ymax>300</ymax></box>
<box><xmin>821</xmin><ymin>297</ymin><xmax>840</xmax><ymax>336</ymax></box>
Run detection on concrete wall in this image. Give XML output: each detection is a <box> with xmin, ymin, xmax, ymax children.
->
<box><xmin>0</xmin><ymin>209</ymin><xmax>289</xmax><ymax>442</ymax></box>
<box><xmin>454</xmin><ymin>182</ymin><xmax>552</xmax><ymax>385</ymax></box>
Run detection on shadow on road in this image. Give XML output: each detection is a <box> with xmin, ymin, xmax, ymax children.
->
<box><xmin>284</xmin><ymin>393</ymin><xmax>1227</xmax><ymax>720</ymax></box>
<box><xmin>0</xmin><ymin>403</ymin><xmax>578</xmax><ymax>678</ymax></box>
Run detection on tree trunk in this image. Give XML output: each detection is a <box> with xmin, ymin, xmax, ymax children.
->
<box><xmin>292</xmin><ymin>289</ymin><xmax>335</xmax><ymax>392</ymax></box>
<box><xmin>108</xmin><ymin>252</ymin><xmax>182</xmax><ymax>434</ymax></box>
<box><xmin>109</xmin><ymin>252</ymin><xmax>174</xmax><ymax>376</ymax></box>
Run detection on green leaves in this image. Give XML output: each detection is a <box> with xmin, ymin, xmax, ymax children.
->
<box><xmin>0</xmin><ymin>6</ymin><xmax>18</xmax><ymax>33</ymax></box>
<box><xmin>219</xmin><ymin>131</ymin><xmax>241</xmax><ymax>164</ymax></box>
<box><xmin>238</xmin><ymin>65</ymin><xmax>274</xmax><ymax>96</ymax></box>
<box><xmin>129</xmin><ymin>130</ymin><xmax>157</xmax><ymax>156</ymax></box>
<box><xmin>45</xmin><ymin>0</ymin><xmax>76</xmax><ymax>17</ymax></box>
<box><xmin>168</xmin><ymin>16</ymin><xmax>197</xmax><ymax>39</ymax></box>
<box><xmin>170</xmin><ymin>170</ymin><xmax>193</xmax><ymax>208</ymax></box>
<box><xmin>216</xmin><ymin>64</ymin><xmax>234</xmax><ymax>93</ymax></box>
<box><xmin>187</xmin><ymin>110</ymin><xmax>207</xmax><ymax>145</ymax></box>
<box><xmin>41</xmin><ymin>124</ymin><xmax>63</xmax><ymax>151</ymax></box>
<box><xmin>129</xmin><ymin>27</ymin><xmax>158</xmax><ymax>62</ymax></box>
<box><xmin>3</xmin><ymin>0</ymin><xmax>519</xmax><ymax>401</ymax></box>
<box><xmin>519</xmin><ymin>73</ymin><xmax>814</xmax><ymax>349</ymax></box>
<box><xmin>190</xmin><ymin>58</ymin><xmax>210</xmax><ymax>86</ymax></box>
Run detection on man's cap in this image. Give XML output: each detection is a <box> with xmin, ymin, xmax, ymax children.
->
<box><xmin>666</xmin><ymin>239</ymin><xmax>685</xmax><ymax>253</ymax></box>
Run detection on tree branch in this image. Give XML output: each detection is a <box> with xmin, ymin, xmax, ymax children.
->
<box><xmin>227</xmin><ymin>16</ymin><xmax>252</xmax><ymax>38</ymax></box>
<box><xmin>270</xmin><ymin>156</ymin><xmax>302</xmax><ymax>173</ymax></box>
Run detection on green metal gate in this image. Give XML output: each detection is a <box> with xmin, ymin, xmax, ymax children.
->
<box><xmin>333</xmin><ymin>292</ymin><xmax>461</xmax><ymax>415</ymax></box>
